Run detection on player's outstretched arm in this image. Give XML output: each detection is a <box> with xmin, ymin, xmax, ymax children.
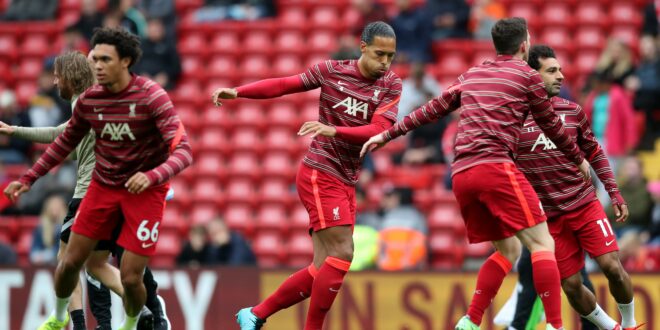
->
<box><xmin>574</xmin><ymin>106</ymin><xmax>628</xmax><ymax>221</ymax></box>
<box><xmin>212</xmin><ymin>75</ymin><xmax>307</xmax><ymax>106</ymax></box>
<box><xmin>0</xmin><ymin>120</ymin><xmax>68</xmax><ymax>144</ymax></box>
<box><xmin>298</xmin><ymin>114</ymin><xmax>394</xmax><ymax>144</ymax></box>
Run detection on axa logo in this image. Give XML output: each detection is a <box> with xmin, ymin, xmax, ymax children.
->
<box><xmin>101</xmin><ymin>123</ymin><xmax>136</xmax><ymax>141</ymax></box>
<box><xmin>333</xmin><ymin>96</ymin><xmax>369</xmax><ymax>120</ymax></box>
<box><xmin>531</xmin><ymin>133</ymin><xmax>557</xmax><ymax>152</ymax></box>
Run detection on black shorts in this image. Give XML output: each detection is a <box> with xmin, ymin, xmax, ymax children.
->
<box><xmin>59</xmin><ymin>198</ymin><xmax>122</xmax><ymax>252</ymax></box>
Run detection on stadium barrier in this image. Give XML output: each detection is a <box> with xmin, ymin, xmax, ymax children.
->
<box><xmin>1</xmin><ymin>268</ymin><xmax>657</xmax><ymax>329</ymax></box>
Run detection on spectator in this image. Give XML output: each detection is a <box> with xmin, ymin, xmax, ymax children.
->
<box><xmin>583</xmin><ymin>69</ymin><xmax>637</xmax><ymax>163</ymax></box>
<box><xmin>29</xmin><ymin>58</ymin><xmax>70</xmax><ymax>126</ymax></box>
<box><xmin>107</xmin><ymin>0</ymin><xmax>148</xmax><ymax>38</ymax></box>
<box><xmin>60</xmin><ymin>26</ymin><xmax>90</xmax><ymax>55</ymax></box>
<box><xmin>625</xmin><ymin>35</ymin><xmax>660</xmax><ymax>150</ymax></box>
<box><xmin>207</xmin><ymin>217</ymin><xmax>256</xmax><ymax>265</ymax></box>
<box><xmin>350</xmin><ymin>0</ymin><xmax>389</xmax><ymax>37</ymax></box>
<box><xmin>0</xmin><ymin>90</ymin><xmax>31</xmax><ymax>164</ymax></box>
<box><xmin>30</xmin><ymin>195</ymin><xmax>67</xmax><ymax>265</ymax></box>
<box><xmin>380</xmin><ymin>186</ymin><xmax>427</xmax><ymax>234</ymax></box>
<box><xmin>137</xmin><ymin>0</ymin><xmax>177</xmax><ymax>40</ymax></box>
<box><xmin>648</xmin><ymin>181</ymin><xmax>660</xmax><ymax>245</ymax></box>
<box><xmin>133</xmin><ymin>17</ymin><xmax>182</xmax><ymax>90</ymax></box>
<box><xmin>2</xmin><ymin>0</ymin><xmax>57</xmax><ymax>21</ymax></box>
<box><xmin>593</xmin><ymin>38</ymin><xmax>636</xmax><ymax>87</ymax></box>
<box><xmin>642</xmin><ymin>1</ymin><xmax>659</xmax><ymax>37</ymax></box>
<box><xmin>355</xmin><ymin>187</ymin><xmax>381</xmax><ymax>229</ymax></box>
<box><xmin>425</xmin><ymin>0</ymin><xmax>471</xmax><ymax>40</ymax></box>
<box><xmin>350</xmin><ymin>225</ymin><xmax>379</xmax><ymax>271</ymax></box>
<box><xmin>398</xmin><ymin>62</ymin><xmax>441</xmax><ymax>119</ymax></box>
<box><xmin>469</xmin><ymin>0</ymin><xmax>506</xmax><ymax>40</ymax></box>
<box><xmin>73</xmin><ymin>0</ymin><xmax>106</xmax><ymax>41</ymax></box>
<box><xmin>176</xmin><ymin>224</ymin><xmax>213</xmax><ymax>267</ymax></box>
<box><xmin>194</xmin><ymin>0</ymin><xmax>276</xmax><ymax>22</ymax></box>
<box><xmin>608</xmin><ymin>157</ymin><xmax>652</xmax><ymax>237</ymax></box>
<box><xmin>331</xmin><ymin>34</ymin><xmax>361</xmax><ymax>60</ymax></box>
<box><xmin>0</xmin><ymin>243</ymin><xmax>17</xmax><ymax>265</ymax></box>
<box><xmin>390</xmin><ymin>0</ymin><xmax>433</xmax><ymax>63</ymax></box>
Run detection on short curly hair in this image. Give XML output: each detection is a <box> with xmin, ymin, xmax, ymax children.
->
<box><xmin>54</xmin><ymin>52</ymin><xmax>95</xmax><ymax>95</ymax></box>
<box><xmin>91</xmin><ymin>27</ymin><xmax>142</xmax><ymax>68</ymax></box>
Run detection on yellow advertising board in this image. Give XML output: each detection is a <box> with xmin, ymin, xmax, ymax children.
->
<box><xmin>260</xmin><ymin>272</ymin><xmax>659</xmax><ymax>330</ymax></box>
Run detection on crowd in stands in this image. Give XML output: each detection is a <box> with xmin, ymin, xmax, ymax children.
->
<box><xmin>0</xmin><ymin>0</ymin><xmax>659</xmax><ymax>272</ymax></box>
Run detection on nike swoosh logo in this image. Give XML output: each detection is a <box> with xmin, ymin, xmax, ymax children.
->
<box><xmin>94</xmin><ymin>107</ymin><xmax>104</xmax><ymax>112</ymax></box>
<box><xmin>142</xmin><ymin>242</ymin><xmax>155</xmax><ymax>248</ymax></box>
<box><xmin>337</xmin><ymin>81</ymin><xmax>346</xmax><ymax>86</ymax></box>
<box><xmin>329</xmin><ymin>288</ymin><xmax>340</xmax><ymax>292</ymax></box>
<box><xmin>523</xmin><ymin>121</ymin><xmax>534</xmax><ymax>127</ymax></box>
<box><xmin>605</xmin><ymin>240</ymin><xmax>615</xmax><ymax>246</ymax></box>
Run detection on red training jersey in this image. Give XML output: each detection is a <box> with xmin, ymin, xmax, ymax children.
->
<box><xmin>515</xmin><ymin>97</ymin><xmax>622</xmax><ymax>218</ymax></box>
<box><xmin>300</xmin><ymin>60</ymin><xmax>402</xmax><ymax>185</ymax></box>
<box><xmin>20</xmin><ymin>75</ymin><xmax>193</xmax><ymax>187</ymax></box>
<box><xmin>383</xmin><ymin>55</ymin><xmax>583</xmax><ymax>175</ymax></box>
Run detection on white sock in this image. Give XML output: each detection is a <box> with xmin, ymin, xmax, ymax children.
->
<box><xmin>582</xmin><ymin>304</ymin><xmax>617</xmax><ymax>329</ymax></box>
<box><xmin>54</xmin><ymin>296</ymin><xmax>70</xmax><ymax>321</ymax></box>
<box><xmin>121</xmin><ymin>313</ymin><xmax>139</xmax><ymax>330</ymax></box>
<box><xmin>617</xmin><ymin>299</ymin><xmax>636</xmax><ymax>327</ymax></box>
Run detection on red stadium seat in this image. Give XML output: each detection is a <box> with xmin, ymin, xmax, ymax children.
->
<box><xmin>575</xmin><ymin>51</ymin><xmax>600</xmax><ymax>74</ymax></box>
<box><xmin>17</xmin><ymin>58</ymin><xmax>43</xmax><ymax>81</ymax></box>
<box><xmin>255</xmin><ymin>204</ymin><xmax>287</xmax><ymax>235</ymax></box>
<box><xmin>181</xmin><ymin>56</ymin><xmax>204</xmax><ymax>80</ymax></box>
<box><xmin>540</xmin><ymin>27</ymin><xmax>573</xmax><ymax>54</ymax></box>
<box><xmin>507</xmin><ymin>2</ymin><xmax>537</xmax><ymax>28</ymax></box>
<box><xmin>286</xmin><ymin>232</ymin><xmax>313</xmax><ymax>267</ymax></box>
<box><xmin>161</xmin><ymin>205</ymin><xmax>186</xmax><ymax>232</ymax></box>
<box><xmin>208</xmin><ymin>55</ymin><xmax>238</xmax><ymax>80</ymax></box>
<box><xmin>575</xmin><ymin>2</ymin><xmax>608</xmax><ymax>27</ymax></box>
<box><xmin>175</xmin><ymin>103</ymin><xmax>202</xmax><ymax>135</ymax></box>
<box><xmin>0</xmin><ymin>35</ymin><xmax>17</xmax><ymax>61</ymax></box>
<box><xmin>209</xmin><ymin>32</ymin><xmax>240</xmax><ymax>56</ymax></box>
<box><xmin>229</xmin><ymin>128</ymin><xmax>263</xmax><ymax>155</ymax></box>
<box><xmin>240</xmin><ymin>55</ymin><xmax>270</xmax><ymax>78</ymax></box>
<box><xmin>234</xmin><ymin>102</ymin><xmax>267</xmax><ymax>130</ymax></box>
<box><xmin>267</xmin><ymin>101</ymin><xmax>298</xmax><ymax>130</ymax></box>
<box><xmin>609</xmin><ymin>2</ymin><xmax>642</xmax><ymax>27</ymax></box>
<box><xmin>227</xmin><ymin>153</ymin><xmax>261</xmax><ymax>182</ymax></box>
<box><xmin>190</xmin><ymin>204</ymin><xmax>218</xmax><ymax>225</ymax></box>
<box><xmin>308</xmin><ymin>30</ymin><xmax>338</xmax><ymax>53</ymax></box>
<box><xmin>253</xmin><ymin>232</ymin><xmax>284</xmax><ymax>267</ymax></box>
<box><xmin>242</xmin><ymin>31</ymin><xmax>272</xmax><ymax>55</ymax></box>
<box><xmin>201</xmin><ymin>104</ymin><xmax>232</xmax><ymax>130</ymax></box>
<box><xmin>610</xmin><ymin>26</ymin><xmax>639</xmax><ymax>48</ymax></box>
<box><xmin>15</xmin><ymin>81</ymin><xmax>38</xmax><ymax>107</ymax></box>
<box><xmin>59</xmin><ymin>10</ymin><xmax>81</xmax><ymax>28</ymax></box>
<box><xmin>274</xmin><ymin>31</ymin><xmax>305</xmax><ymax>53</ymax></box>
<box><xmin>540</xmin><ymin>3</ymin><xmax>572</xmax><ymax>27</ymax></box>
<box><xmin>262</xmin><ymin>152</ymin><xmax>295</xmax><ymax>181</ymax></box>
<box><xmin>178</xmin><ymin>33</ymin><xmax>207</xmax><ymax>58</ymax></box>
<box><xmin>192</xmin><ymin>180</ymin><xmax>223</xmax><ymax>207</ymax></box>
<box><xmin>273</xmin><ymin>54</ymin><xmax>303</xmax><ymax>76</ymax></box>
<box><xmin>16</xmin><ymin>231</ymin><xmax>32</xmax><ymax>257</ymax></box>
<box><xmin>575</xmin><ymin>27</ymin><xmax>606</xmax><ymax>51</ymax></box>
<box><xmin>59</xmin><ymin>0</ymin><xmax>81</xmax><ymax>10</ymax></box>
<box><xmin>428</xmin><ymin>205</ymin><xmax>464</xmax><ymax>235</ymax></box>
<box><xmin>152</xmin><ymin>233</ymin><xmax>180</xmax><ymax>267</ymax></box>
<box><xmin>172</xmin><ymin>80</ymin><xmax>203</xmax><ymax>105</ymax></box>
<box><xmin>290</xmin><ymin>206</ymin><xmax>310</xmax><ymax>231</ymax></box>
<box><xmin>310</xmin><ymin>7</ymin><xmax>340</xmax><ymax>30</ymax></box>
<box><xmin>198</xmin><ymin>129</ymin><xmax>228</xmax><ymax>154</ymax></box>
<box><xmin>278</xmin><ymin>7</ymin><xmax>307</xmax><ymax>29</ymax></box>
<box><xmin>258</xmin><ymin>179</ymin><xmax>292</xmax><ymax>206</ymax></box>
<box><xmin>224</xmin><ymin>204</ymin><xmax>255</xmax><ymax>234</ymax></box>
<box><xmin>263</xmin><ymin>128</ymin><xmax>298</xmax><ymax>155</ymax></box>
<box><xmin>195</xmin><ymin>153</ymin><xmax>225</xmax><ymax>180</ymax></box>
<box><xmin>464</xmin><ymin>241</ymin><xmax>494</xmax><ymax>258</ymax></box>
<box><xmin>436</xmin><ymin>53</ymin><xmax>469</xmax><ymax>76</ymax></box>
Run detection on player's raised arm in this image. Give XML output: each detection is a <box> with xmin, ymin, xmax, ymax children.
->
<box><xmin>4</xmin><ymin>99</ymin><xmax>91</xmax><ymax>201</ymax></box>
<box><xmin>1</xmin><ymin>120</ymin><xmax>68</xmax><ymax>144</ymax></box>
<box><xmin>212</xmin><ymin>74</ymin><xmax>308</xmax><ymax>106</ymax></box>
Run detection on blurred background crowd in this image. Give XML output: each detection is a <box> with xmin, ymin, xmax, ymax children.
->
<box><xmin>0</xmin><ymin>0</ymin><xmax>659</xmax><ymax>274</ymax></box>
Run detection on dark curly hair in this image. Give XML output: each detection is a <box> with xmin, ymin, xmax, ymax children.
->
<box><xmin>361</xmin><ymin>21</ymin><xmax>396</xmax><ymax>45</ymax></box>
<box><xmin>91</xmin><ymin>27</ymin><xmax>142</xmax><ymax>68</ymax></box>
<box><xmin>491</xmin><ymin>17</ymin><xmax>528</xmax><ymax>55</ymax></box>
<box><xmin>527</xmin><ymin>45</ymin><xmax>557</xmax><ymax>71</ymax></box>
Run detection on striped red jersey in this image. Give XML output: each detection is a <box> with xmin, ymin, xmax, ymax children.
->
<box><xmin>383</xmin><ymin>55</ymin><xmax>583</xmax><ymax>175</ymax></box>
<box><xmin>300</xmin><ymin>60</ymin><xmax>402</xmax><ymax>185</ymax></box>
<box><xmin>515</xmin><ymin>97</ymin><xmax>622</xmax><ymax>218</ymax></box>
<box><xmin>20</xmin><ymin>75</ymin><xmax>193</xmax><ymax>187</ymax></box>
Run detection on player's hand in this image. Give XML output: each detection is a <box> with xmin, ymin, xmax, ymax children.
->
<box><xmin>211</xmin><ymin>87</ymin><xmax>238</xmax><ymax>106</ymax></box>
<box><xmin>0</xmin><ymin>121</ymin><xmax>14</xmax><ymax>135</ymax></box>
<box><xmin>577</xmin><ymin>159</ymin><xmax>591</xmax><ymax>183</ymax></box>
<box><xmin>3</xmin><ymin>181</ymin><xmax>30</xmax><ymax>202</ymax></box>
<box><xmin>297</xmin><ymin>121</ymin><xmax>336</xmax><ymax>138</ymax></box>
<box><xmin>125</xmin><ymin>172</ymin><xmax>152</xmax><ymax>194</ymax></box>
<box><xmin>360</xmin><ymin>133</ymin><xmax>387</xmax><ymax>159</ymax></box>
<box><xmin>613</xmin><ymin>203</ymin><xmax>629</xmax><ymax>222</ymax></box>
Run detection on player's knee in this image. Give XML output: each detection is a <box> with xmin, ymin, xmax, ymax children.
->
<box><xmin>561</xmin><ymin>275</ymin><xmax>582</xmax><ymax>298</ymax></box>
<box><xmin>60</xmin><ymin>257</ymin><xmax>84</xmax><ymax>275</ymax></box>
<box><xmin>120</xmin><ymin>271</ymin><xmax>143</xmax><ymax>290</ymax></box>
<box><xmin>601</xmin><ymin>259</ymin><xmax>626</xmax><ymax>283</ymax></box>
<box><xmin>325</xmin><ymin>241</ymin><xmax>354</xmax><ymax>262</ymax></box>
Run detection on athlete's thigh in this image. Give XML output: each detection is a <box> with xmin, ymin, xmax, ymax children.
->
<box><xmin>117</xmin><ymin>183</ymin><xmax>168</xmax><ymax>257</ymax></box>
<box><xmin>573</xmin><ymin>200</ymin><xmax>619</xmax><ymax>258</ymax></box>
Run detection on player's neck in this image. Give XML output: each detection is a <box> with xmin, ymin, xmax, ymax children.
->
<box><xmin>356</xmin><ymin>58</ymin><xmax>375</xmax><ymax>80</ymax></box>
<box><xmin>106</xmin><ymin>71</ymin><xmax>132</xmax><ymax>93</ymax></box>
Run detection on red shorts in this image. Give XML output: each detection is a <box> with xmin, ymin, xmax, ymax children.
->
<box><xmin>71</xmin><ymin>179</ymin><xmax>169</xmax><ymax>256</ymax></box>
<box><xmin>296</xmin><ymin>164</ymin><xmax>356</xmax><ymax>232</ymax></box>
<box><xmin>452</xmin><ymin>162</ymin><xmax>547</xmax><ymax>243</ymax></box>
<box><xmin>548</xmin><ymin>200</ymin><xmax>619</xmax><ymax>279</ymax></box>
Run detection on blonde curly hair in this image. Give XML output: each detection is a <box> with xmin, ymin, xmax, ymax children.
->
<box><xmin>54</xmin><ymin>51</ymin><xmax>95</xmax><ymax>96</ymax></box>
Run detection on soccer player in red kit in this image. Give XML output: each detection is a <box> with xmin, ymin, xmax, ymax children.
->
<box><xmin>212</xmin><ymin>21</ymin><xmax>401</xmax><ymax>330</ymax></box>
<box><xmin>515</xmin><ymin>45</ymin><xmax>641</xmax><ymax>330</ymax></box>
<box><xmin>362</xmin><ymin>18</ymin><xmax>590</xmax><ymax>330</ymax></box>
<box><xmin>4</xmin><ymin>27</ymin><xmax>192</xmax><ymax>330</ymax></box>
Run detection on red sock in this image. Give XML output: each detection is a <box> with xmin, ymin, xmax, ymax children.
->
<box><xmin>531</xmin><ymin>251</ymin><xmax>563</xmax><ymax>329</ymax></box>
<box><xmin>467</xmin><ymin>252</ymin><xmax>512</xmax><ymax>325</ymax></box>
<box><xmin>304</xmin><ymin>256</ymin><xmax>351</xmax><ymax>330</ymax></box>
<box><xmin>252</xmin><ymin>264</ymin><xmax>317</xmax><ymax>319</ymax></box>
